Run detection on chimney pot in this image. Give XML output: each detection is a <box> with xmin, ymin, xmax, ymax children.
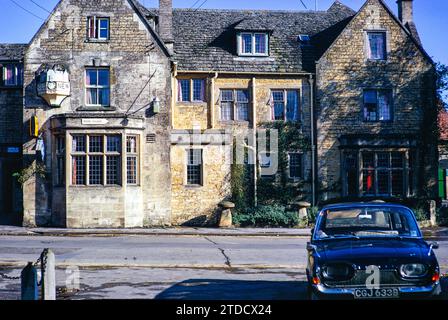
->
<box><xmin>397</xmin><ymin>0</ymin><xmax>414</xmax><ymax>25</ymax></box>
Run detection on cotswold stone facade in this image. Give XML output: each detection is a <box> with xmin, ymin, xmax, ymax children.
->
<box><xmin>22</xmin><ymin>0</ymin><xmax>172</xmax><ymax>228</ymax></box>
<box><xmin>0</xmin><ymin>0</ymin><xmax>439</xmax><ymax>227</ymax></box>
<box><xmin>316</xmin><ymin>0</ymin><xmax>437</xmax><ymax>201</ymax></box>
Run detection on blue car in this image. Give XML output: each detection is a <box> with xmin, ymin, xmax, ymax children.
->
<box><xmin>306</xmin><ymin>202</ymin><xmax>442</xmax><ymax>300</ymax></box>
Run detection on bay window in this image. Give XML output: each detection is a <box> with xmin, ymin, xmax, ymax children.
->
<box><xmin>70</xmin><ymin>134</ymin><xmax>140</xmax><ymax>186</ymax></box>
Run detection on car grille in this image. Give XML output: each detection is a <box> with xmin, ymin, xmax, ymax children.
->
<box><xmin>323</xmin><ymin>270</ymin><xmax>429</xmax><ymax>288</ymax></box>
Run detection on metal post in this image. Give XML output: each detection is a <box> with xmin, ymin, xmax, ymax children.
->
<box><xmin>42</xmin><ymin>249</ymin><xmax>56</xmax><ymax>300</ymax></box>
<box><xmin>21</xmin><ymin>262</ymin><xmax>38</xmax><ymax>300</ymax></box>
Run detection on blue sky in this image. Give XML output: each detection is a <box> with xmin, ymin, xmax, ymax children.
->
<box><xmin>0</xmin><ymin>0</ymin><xmax>446</xmax><ymax>66</ymax></box>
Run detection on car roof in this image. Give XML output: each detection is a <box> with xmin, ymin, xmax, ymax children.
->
<box><xmin>320</xmin><ymin>202</ymin><xmax>413</xmax><ymax>211</ymax></box>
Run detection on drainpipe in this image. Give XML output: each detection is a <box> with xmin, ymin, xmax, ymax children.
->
<box><xmin>171</xmin><ymin>61</ymin><xmax>178</xmax><ymax>128</ymax></box>
<box><xmin>210</xmin><ymin>72</ymin><xmax>218</xmax><ymax>128</ymax></box>
<box><xmin>252</xmin><ymin>77</ymin><xmax>257</xmax><ymax>207</ymax></box>
<box><xmin>309</xmin><ymin>75</ymin><xmax>316</xmax><ymax>207</ymax></box>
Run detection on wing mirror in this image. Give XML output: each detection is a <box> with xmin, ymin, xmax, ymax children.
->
<box><xmin>430</xmin><ymin>242</ymin><xmax>439</xmax><ymax>250</ymax></box>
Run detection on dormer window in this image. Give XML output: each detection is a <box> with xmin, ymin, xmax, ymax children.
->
<box><xmin>298</xmin><ymin>34</ymin><xmax>311</xmax><ymax>46</ymax></box>
<box><xmin>238</xmin><ymin>32</ymin><xmax>269</xmax><ymax>56</ymax></box>
<box><xmin>87</xmin><ymin>17</ymin><xmax>110</xmax><ymax>41</ymax></box>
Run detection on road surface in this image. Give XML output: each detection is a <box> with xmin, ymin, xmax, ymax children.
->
<box><xmin>0</xmin><ymin>235</ymin><xmax>447</xmax><ymax>299</ymax></box>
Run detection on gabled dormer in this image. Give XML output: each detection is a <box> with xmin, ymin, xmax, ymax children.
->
<box><xmin>234</xmin><ymin>16</ymin><xmax>272</xmax><ymax>57</ymax></box>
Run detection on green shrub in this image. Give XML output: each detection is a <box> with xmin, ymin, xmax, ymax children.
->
<box><xmin>233</xmin><ymin>205</ymin><xmax>299</xmax><ymax>228</ymax></box>
<box><xmin>307</xmin><ymin>206</ymin><xmax>320</xmax><ymax>224</ymax></box>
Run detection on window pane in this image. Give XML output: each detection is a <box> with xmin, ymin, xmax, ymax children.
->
<box><xmin>378</xmin><ymin>170</ymin><xmax>390</xmax><ymax>195</ymax></box>
<box><xmin>99</xmin><ymin>19</ymin><xmax>109</xmax><ymax>39</ymax></box>
<box><xmin>377</xmin><ymin>152</ymin><xmax>390</xmax><ymax>168</ymax></box>
<box><xmin>106</xmin><ymin>156</ymin><xmax>120</xmax><ymax>185</ymax></box>
<box><xmin>98</xmin><ymin>88</ymin><xmax>110</xmax><ymax>106</ymax></box>
<box><xmin>178</xmin><ymin>79</ymin><xmax>190</xmax><ymax>102</ymax></box>
<box><xmin>286</xmin><ymin>90</ymin><xmax>299</xmax><ymax>121</ymax></box>
<box><xmin>86</xmin><ymin>69</ymin><xmax>97</xmax><ymax>86</ymax></box>
<box><xmin>362</xmin><ymin>152</ymin><xmax>374</xmax><ymax>168</ymax></box>
<box><xmin>368</xmin><ymin>32</ymin><xmax>386</xmax><ymax>60</ymax></box>
<box><xmin>255</xmin><ymin>34</ymin><xmax>267</xmax><ymax>54</ymax></box>
<box><xmin>89</xmin><ymin>155</ymin><xmax>103</xmax><ymax>185</ymax></box>
<box><xmin>392</xmin><ymin>170</ymin><xmax>404</xmax><ymax>196</ymax></box>
<box><xmin>193</xmin><ymin>79</ymin><xmax>205</xmax><ymax>101</ymax></box>
<box><xmin>363</xmin><ymin>169</ymin><xmax>375</xmax><ymax>195</ymax></box>
<box><xmin>187</xmin><ymin>149</ymin><xmax>202</xmax><ymax>185</ymax></box>
<box><xmin>260</xmin><ymin>153</ymin><xmax>271</xmax><ymax>168</ymax></box>
<box><xmin>107</xmin><ymin>135</ymin><xmax>121</xmax><ymax>152</ymax></box>
<box><xmin>221</xmin><ymin>90</ymin><xmax>233</xmax><ymax>102</ymax></box>
<box><xmin>274</xmin><ymin>102</ymin><xmax>284</xmax><ymax>120</ymax></box>
<box><xmin>127</xmin><ymin>136</ymin><xmax>137</xmax><ymax>153</ymax></box>
<box><xmin>72</xmin><ymin>135</ymin><xmax>86</xmax><ymax>152</ymax></box>
<box><xmin>221</xmin><ymin>102</ymin><xmax>233</xmax><ymax>120</ymax></box>
<box><xmin>86</xmin><ymin>88</ymin><xmax>97</xmax><ymax>105</ymax></box>
<box><xmin>242</xmin><ymin>34</ymin><xmax>252</xmax><ymax>54</ymax></box>
<box><xmin>289</xmin><ymin>153</ymin><xmax>302</xmax><ymax>178</ymax></box>
<box><xmin>98</xmin><ymin>70</ymin><xmax>109</xmax><ymax>86</ymax></box>
<box><xmin>127</xmin><ymin>156</ymin><xmax>137</xmax><ymax>184</ymax></box>
<box><xmin>378</xmin><ymin>91</ymin><xmax>391</xmax><ymax>121</ymax></box>
<box><xmin>72</xmin><ymin>156</ymin><xmax>86</xmax><ymax>185</ymax></box>
<box><xmin>88</xmin><ymin>17</ymin><xmax>96</xmax><ymax>38</ymax></box>
<box><xmin>236</xmin><ymin>90</ymin><xmax>249</xmax><ymax>121</ymax></box>
<box><xmin>89</xmin><ymin>136</ymin><xmax>103</xmax><ymax>153</ymax></box>
<box><xmin>391</xmin><ymin>152</ymin><xmax>404</xmax><ymax>168</ymax></box>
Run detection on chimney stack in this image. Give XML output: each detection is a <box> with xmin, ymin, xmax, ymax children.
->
<box><xmin>397</xmin><ymin>0</ymin><xmax>414</xmax><ymax>25</ymax></box>
<box><xmin>159</xmin><ymin>0</ymin><xmax>174</xmax><ymax>45</ymax></box>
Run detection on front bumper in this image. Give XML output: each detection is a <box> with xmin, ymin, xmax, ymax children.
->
<box><xmin>314</xmin><ymin>282</ymin><xmax>442</xmax><ymax>298</ymax></box>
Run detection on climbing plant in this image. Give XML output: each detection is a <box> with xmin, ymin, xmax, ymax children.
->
<box><xmin>257</xmin><ymin>121</ymin><xmax>311</xmax><ymax>205</ymax></box>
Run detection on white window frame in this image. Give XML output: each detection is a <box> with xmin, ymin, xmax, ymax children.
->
<box><xmin>87</xmin><ymin>16</ymin><xmax>110</xmax><ymax>41</ymax></box>
<box><xmin>270</xmin><ymin>89</ymin><xmax>301</xmax><ymax>122</ymax></box>
<box><xmin>85</xmin><ymin>68</ymin><xmax>110</xmax><ymax>107</ymax></box>
<box><xmin>219</xmin><ymin>89</ymin><xmax>251</xmax><ymax>122</ymax></box>
<box><xmin>365</xmin><ymin>30</ymin><xmax>387</xmax><ymax>61</ymax></box>
<box><xmin>1</xmin><ymin>64</ymin><xmax>23</xmax><ymax>86</ymax></box>
<box><xmin>237</xmin><ymin>32</ymin><xmax>269</xmax><ymax>57</ymax></box>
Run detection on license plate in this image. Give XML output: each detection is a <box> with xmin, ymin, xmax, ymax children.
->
<box><xmin>353</xmin><ymin>288</ymin><xmax>399</xmax><ymax>299</ymax></box>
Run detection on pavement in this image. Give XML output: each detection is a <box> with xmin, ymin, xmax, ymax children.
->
<box><xmin>1</xmin><ymin>225</ymin><xmax>448</xmax><ymax>238</ymax></box>
<box><xmin>0</xmin><ymin>225</ymin><xmax>312</xmax><ymax>237</ymax></box>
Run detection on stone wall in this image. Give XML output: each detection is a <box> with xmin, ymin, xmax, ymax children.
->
<box><xmin>22</xmin><ymin>0</ymin><xmax>172</xmax><ymax>227</ymax></box>
<box><xmin>171</xmin><ymin>73</ymin><xmax>313</xmax><ymax>221</ymax></box>
<box><xmin>316</xmin><ymin>0</ymin><xmax>437</xmax><ymax>200</ymax></box>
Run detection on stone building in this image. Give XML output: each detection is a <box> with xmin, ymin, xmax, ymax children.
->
<box><xmin>0</xmin><ymin>0</ymin><xmax>439</xmax><ymax>227</ymax></box>
<box><xmin>0</xmin><ymin>44</ymin><xmax>26</xmax><ymax>225</ymax></box>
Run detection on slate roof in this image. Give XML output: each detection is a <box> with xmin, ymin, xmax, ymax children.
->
<box><xmin>170</xmin><ymin>2</ymin><xmax>356</xmax><ymax>73</ymax></box>
<box><xmin>0</xmin><ymin>44</ymin><xmax>27</xmax><ymax>61</ymax></box>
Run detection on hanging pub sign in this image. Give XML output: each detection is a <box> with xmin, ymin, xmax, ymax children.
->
<box><xmin>36</xmin><ymin>64</ymin><xmax>70</xmax><ymax>107</ymax></box>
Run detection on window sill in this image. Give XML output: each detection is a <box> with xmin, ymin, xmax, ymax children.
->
<box><xmin>362</xmin><ymin>120</ymin><xmax>394</xmax><ymax>123</ymax></box>
<box><xmin>69</xmin><ymin>185</ymin><xmax>123</xmax><ymax>188</ymax></box>
<box><xmin>177</xmin><ymin>102</ymin><xmax>208</xmax><ymax>107</ymax></box>
<box><xmin>0</xmin><ymin>85</ymin><xmax>23</xmax><ymax>89</ymax></box>
<box><xmin>219</xmin><ymin>120</ymin><xmax>250</xmax><ymax>124</ymax></box>
<box><xmin>85</xmin><ymin>39</ymin><xmax>110</xmax><ymax>44</ymax></box>
<box><xmin>76</xmin><ymin>106</ymin><xmax>116</xmax><ymax>112</ymax></box>
<box><xmin>184</xmin><ymin>184</ymin><xmax>203</xmax><ymax>189</ymax></box>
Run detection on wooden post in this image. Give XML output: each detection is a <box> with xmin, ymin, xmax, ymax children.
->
<box><xmin>42</xmin><ymin>249</ymin><xmax>56</xmax><ymax>300</ymax></box>
<box><xmin>21</xmin><ymin>262</ymin><xmax>38</xmax><ymax>300</ymax></box>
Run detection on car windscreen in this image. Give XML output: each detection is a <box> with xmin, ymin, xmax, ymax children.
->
<box><xmin>315</xmin><ymin>206</ymin><xmax>420</xmax><ymax>239</ymax></box>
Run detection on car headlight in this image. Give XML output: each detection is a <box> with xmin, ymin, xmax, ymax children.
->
<box><xmin>322</xmin><ymin>264</ymin><xmax>354</xmax><ymax>281</ymax></box>
<box><xmin>400</xmin><ymin>263</ymin><xmax>428</xmax><ymax>278</ymax></box>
